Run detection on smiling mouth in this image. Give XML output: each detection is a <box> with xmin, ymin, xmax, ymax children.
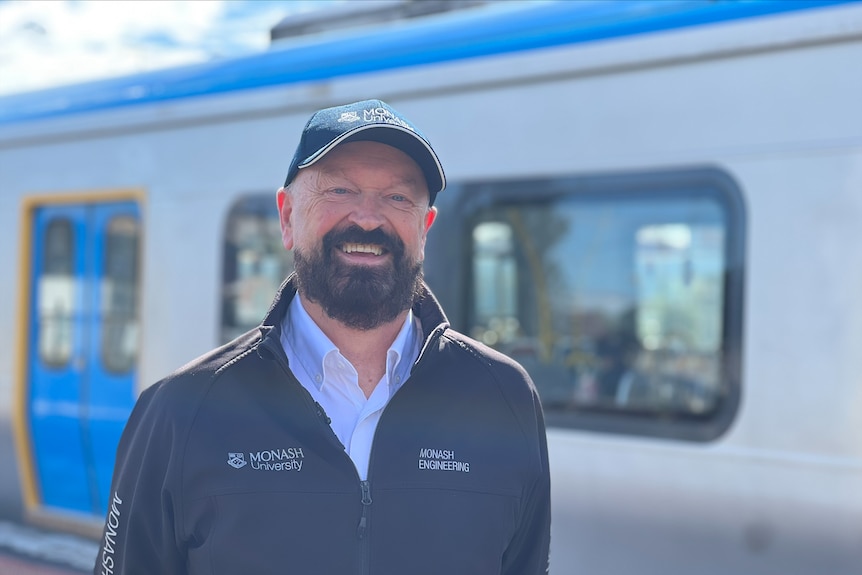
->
<box><xmin>340</xmin><ymin>242</ymin><xmax>384</xmax><ymax>256</ymax></box>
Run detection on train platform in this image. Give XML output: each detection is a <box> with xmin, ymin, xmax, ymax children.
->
<box><xmin>0</xmin><ymin>520</ymin><xmax>95</xmax><ymax>574</ymax></box>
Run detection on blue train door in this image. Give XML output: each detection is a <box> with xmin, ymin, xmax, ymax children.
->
<box><xmin>26</xmin><ymin>200</ymin><xmax>141</xmax><ymax>518</ymax></box>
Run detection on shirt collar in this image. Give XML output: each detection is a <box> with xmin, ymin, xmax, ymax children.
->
<box><xmin>282</xmin><ymin>294</ymin><xmax>337</xmax><ymax>390</ymax></box>
<box><xmin>386</xmin><ymin>306</ymin><xmax>421</xmax><ymax>392</ymax></box>
<box><xmin>281</xmin><ymin>294</ymin><xmax>420</xmax><ymax>392</ymax></box>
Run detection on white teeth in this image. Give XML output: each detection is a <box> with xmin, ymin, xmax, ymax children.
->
<box><xmin>342</xmin><ymin>243</ymin><xmax>382</xmax><ymax>256</ymax></box>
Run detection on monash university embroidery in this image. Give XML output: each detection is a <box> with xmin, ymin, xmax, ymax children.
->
<box><xmin>418</xmin><ymin>448</ymin><xmax>470</xmax><ymax>473</ymax></box>
<box><xmin>228</xmin><ymin>448</ymin><xmax>305</xmax><ymax>471</ymax></box>
<box><xmin>362</xmin><ymin>107</ymin><xmax>413</xmax><ymax>130</ymax></box>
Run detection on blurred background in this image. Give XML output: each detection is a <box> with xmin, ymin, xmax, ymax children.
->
<box><xmin>0</xmin><ymin>0</ymin><xmax>337</xmax><ymax>96</ymax></box>
<box><xmin>0</xmin><ymin>0</ymin><xmax>860</xmax><ymax>573</ymax></box>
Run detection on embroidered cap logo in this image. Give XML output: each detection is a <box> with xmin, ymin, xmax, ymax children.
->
<box><xmin>337</xmin><ymin>111</ymin><xmax>361</xmax><ymax>123</ymax></box>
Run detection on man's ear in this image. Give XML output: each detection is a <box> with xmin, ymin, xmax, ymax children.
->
<box><xmin>424</xmin><ymin>206</ymin><xmax>438</xmax><ymax>233</ymax></box>
<box><xmin>276</xmin><ymin>187</ymin><xmax>294</xmax><ymax>250</ymax></box>
<box><xmin>417</xmin><ymin>206</ymin><xmax>438</xmax><ymax>261</ymax></box>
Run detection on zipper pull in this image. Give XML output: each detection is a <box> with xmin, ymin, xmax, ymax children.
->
<box><xmin>357</xmin><ymin>480</ymin><xmax>372</xmax><ymax>539</ymax></box>
<box><xmin>360</xmin><ymin>480</ymin><xmax>372</xmax><ymax>506</ymax></box>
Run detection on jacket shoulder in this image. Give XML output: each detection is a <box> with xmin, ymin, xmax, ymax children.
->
<box><xmin>437</xmin><ymin>329</ymin><xmax>542</xmax><ymax>413</ymax></box>
<box><xmin>439</xmin><ymin>329</ymin><xmax>533</xmax><ymax>383</ymax></box>
<box><xmin>138</xmin><ymin>328</ymin><xmax>263</xmax><ymax>415</ymax></box>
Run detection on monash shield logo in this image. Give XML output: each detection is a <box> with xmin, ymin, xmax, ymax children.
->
<box><xmin>227</xmin><ymin>452</ymin><xmax>247</xmax><ymax>469</ymax></box>
<box><xmin>338</xmin><ymin>111</ymin><xmax>361</xmax><ymax>123</ymax></box>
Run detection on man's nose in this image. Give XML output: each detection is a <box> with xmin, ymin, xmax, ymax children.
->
<box><xmin>346</xmin><ymin>194</ymin><xmax>387</xmax><ymax>230</ymax></box>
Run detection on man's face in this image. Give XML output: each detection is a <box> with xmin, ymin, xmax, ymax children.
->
<box><xmin>277</xmin><ymin>140</ymin><xmax>437</xmax><ymax>329</ymax></box>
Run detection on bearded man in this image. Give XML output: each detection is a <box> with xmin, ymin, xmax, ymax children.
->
<box><xmin>95</xmin><ymin>100</ymin><xmax>551</xmax><ymax>575</ymax></box>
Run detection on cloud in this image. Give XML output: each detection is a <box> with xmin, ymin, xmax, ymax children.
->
<box><xmin>0</xmin><ymin>0</ymin><xmax>323</xmax><ymax>96</ymax></box>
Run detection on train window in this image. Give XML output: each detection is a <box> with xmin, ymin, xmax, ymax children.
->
<box><xmin>464</xmin><ymin>170</ymin><xmax>743</xmax><ymax>441</ymax></box>
<box><xmin>101</xmin><ymin>216</ymin><xmax>141</xmax><ymax>374</ymax></box>
<box><xmin>221</xmin><ymin>194</ymin><xmax>294</xmax><ymax>343</ymax></box>
<box><xmin>38</xmin><ymin>218</ymin><xmax>76</xmax><ymax>368</ymax></box>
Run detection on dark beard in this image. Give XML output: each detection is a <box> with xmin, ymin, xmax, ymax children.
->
<box><xmin>293</xmin><ymin>225</ymin><xmax>424</xmax><ymax>330</ymax></box>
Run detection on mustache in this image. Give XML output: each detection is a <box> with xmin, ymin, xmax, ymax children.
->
<box><xmin>322</xmin><ymin>225</ymin><xmax>404</xmax><ymax>256</ymax></box>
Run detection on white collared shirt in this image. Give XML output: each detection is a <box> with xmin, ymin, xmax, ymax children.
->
<box><xmin>280</xmin><ymin>294</ymin><xmax>421</xmax><ymax>480</ymax></box>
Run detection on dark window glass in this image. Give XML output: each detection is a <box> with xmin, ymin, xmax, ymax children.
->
<box><xmin>38</xmin><ymin>218</ymin><xmax>75</xmax><ymax>367</ymax></box>
<box><xmin>464</xmin><ymin>171</ymin><xmax>743</xmax><ymax>440</ymax></box>
<box><xmin>101</xmin><ymin>216</ymin><xmax>140</xmax><ymax>374</ymax></box>
<box><xmin>221</xmin><ymin>195</ymin><xmax>294</xmax><ymax>343</ymax></box>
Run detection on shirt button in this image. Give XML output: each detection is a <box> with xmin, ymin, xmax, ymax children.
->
<box><xmin>315</xmin><ymin>374</ymin><xmax>322</xmax><ymax>383</ymax></box>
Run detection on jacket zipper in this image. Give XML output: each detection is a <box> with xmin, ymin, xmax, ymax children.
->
<box><xmin>261</xmin><ymin>334</ymin><xmax>374</xmax><ymax>573</ymax></box>
<box><xmin>357</xmin><ymin>479</ymin><xmax>372</xmax><ymax>575</ymax></box>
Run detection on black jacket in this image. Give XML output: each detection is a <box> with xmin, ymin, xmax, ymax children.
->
<box><xmin>95</xmin><ymin>279</ymin><xmax>551</xmax><ymax>575</ymax></box>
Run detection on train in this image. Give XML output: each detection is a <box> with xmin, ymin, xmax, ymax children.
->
<box><xmin>0</xmin><ymin>0</ymin><xmax>860</xmax><ymax>573</ymax></box>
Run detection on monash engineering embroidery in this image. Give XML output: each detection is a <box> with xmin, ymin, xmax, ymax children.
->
<box><xmin>418</xmin><ymin>448</ymin><xmax>470</xmax><ymax>472</ymax></box>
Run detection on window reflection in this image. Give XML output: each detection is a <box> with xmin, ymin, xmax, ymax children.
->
<box><xmin>38</xmin><ymin>219</ymin><xmax>75</xmax><ymax>368</ymax></box>
<box><xmin>470</xmin><ymin>195</ymin><xmax>727</xmax><ymax>419</ymax></box>
<box><xmin>222</xmin><ymin>195</ymin><xmax>294</xmax><ymax>343</ymax></box>
<box><xmin>472</xmin><ymin>222</ymin><xmax>517</xmax><ymax>346</ymax></box>
<box><xmin>101</xmin><ymin>216</ymin><xmax>140</xmax><ymax>373</ymax></box>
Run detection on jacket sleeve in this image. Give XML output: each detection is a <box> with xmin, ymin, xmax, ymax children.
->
<box><xmin>501</xmin><ymin>387</ymin><xmax>552</xmax><ymax>575</ymax></box>
<box><xmin>93</xmin><ymin>382</ymin><xmax>187</xmax><ymax>575</ymax></box>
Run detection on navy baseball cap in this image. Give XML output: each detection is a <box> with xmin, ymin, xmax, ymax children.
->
<box><xmin>284</xmin><ymin>99</ymin><xmax>446</xmax><ymax>205</ymax></box>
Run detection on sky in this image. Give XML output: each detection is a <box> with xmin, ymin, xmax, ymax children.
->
<box><xmin>0</xmin><ymin>0</ymin><xmax>343</xmax><ymax>96</ymax></box>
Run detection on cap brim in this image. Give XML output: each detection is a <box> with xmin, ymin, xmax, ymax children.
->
<box><xmin>298</xmin><ymin>123</ymin><xmax>445</xmax><ymax>202</ymax></box>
